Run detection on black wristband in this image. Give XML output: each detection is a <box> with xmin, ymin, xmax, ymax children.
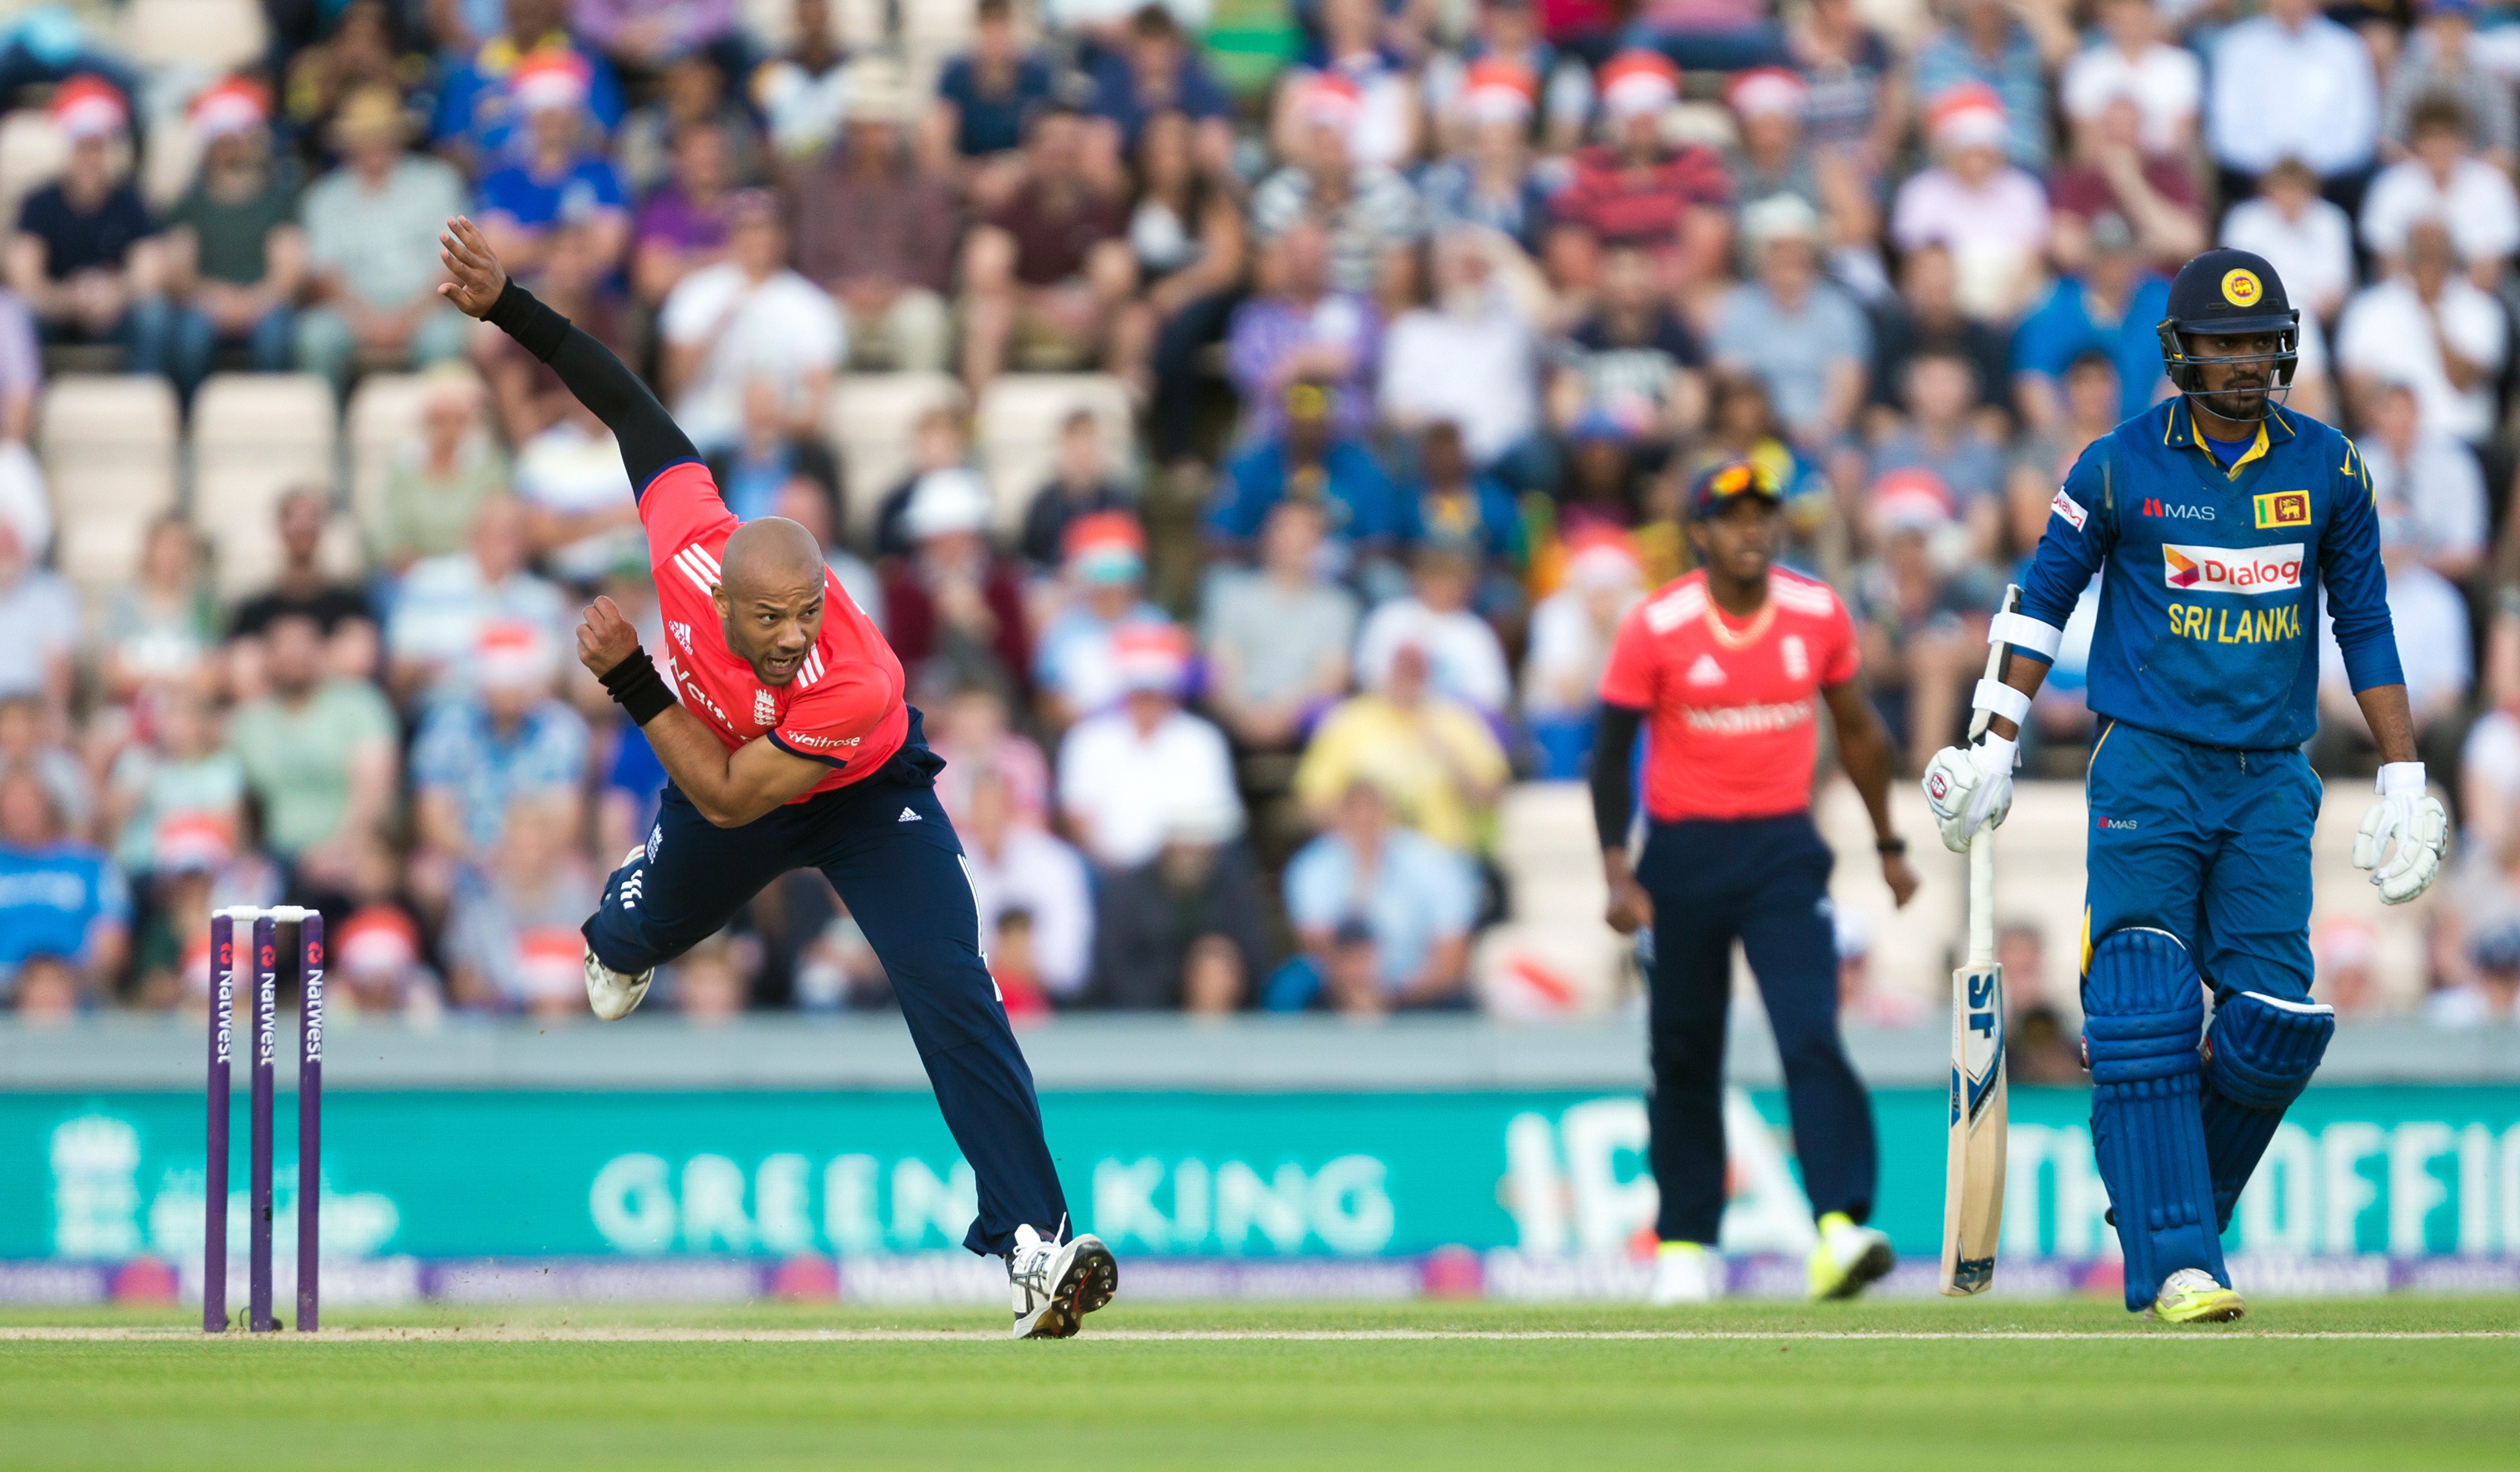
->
<box><xmin>484</xmin><ymin>278</ymin><xmax>570</xmax><ymax>362</ymax></box>
<box><xmin>598</xmin><ymin>648</ymin><xmax>677</xmax><ymax>727</ymax></box>
<box><xmin>1876</xmin><ymin>837</ymin><xmax>1908</xmax><ymax>856</ymax></box>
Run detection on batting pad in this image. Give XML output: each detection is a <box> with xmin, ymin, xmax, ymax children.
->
<box><xmin>2083</xmin><ymin>928</ymin><xmax>2223</xmax><ymax>1312</ymax></box>
<box><xmin>2201</xmin><ymin>990</ymin><xmax>2335</xmax><ymax>1230</ymax></box>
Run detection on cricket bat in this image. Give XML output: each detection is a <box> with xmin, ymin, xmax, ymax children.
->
<box><xmin>1939</xmin><ymin>588</ymin><xmax>2016</xmax><ymax>1297</ymax></box>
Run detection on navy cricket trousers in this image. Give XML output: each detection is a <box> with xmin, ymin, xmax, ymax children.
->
<box><xmin>584</xmin><ymin>710</ymin><xmax>1068</xmax><ymax>1257</ymax></box>
<box><xmin>1638</xmin><ymin>813</ymin><xmax>1877</xmax><ymax>1244</ymax></box>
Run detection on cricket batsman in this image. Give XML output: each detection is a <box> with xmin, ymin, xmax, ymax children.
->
<box><xmin>434</xmin><ymin>217</ymin><xmax>1116</xmax><ymax>1340</ymax></box>
<box><xmin>1923</xmin><ymin>249</ymin><xmax>2450</xmax><ymax>1322</ymax></box>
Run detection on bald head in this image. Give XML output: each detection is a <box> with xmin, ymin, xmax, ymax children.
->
<box><xmin>712</xmin><ymin>517</ymin><xmax>829</xmax><ymax>685</ymax></box>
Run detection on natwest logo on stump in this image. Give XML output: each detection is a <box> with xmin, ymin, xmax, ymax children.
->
<box><xmin>2161</xmin><ymin>541</ymin><xmax>2303</xmax><ymax>595</ymax></box>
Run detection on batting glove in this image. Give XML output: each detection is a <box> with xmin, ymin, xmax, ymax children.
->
<box><xmin>1921</xmin><ymin>733</ymin><xmax>2017</xmax><ymax>854</ymax></box>
<box><xmin>2353</xmin><ymin>762</ymin><xmax>2449</xmax><ymax>906</ymax></box>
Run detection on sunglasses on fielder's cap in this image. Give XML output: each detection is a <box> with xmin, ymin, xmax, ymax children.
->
<box><xmin>1688</xmin><ymin>460</ymin><xmax>1781</xmax><ymax>518</ymax></box>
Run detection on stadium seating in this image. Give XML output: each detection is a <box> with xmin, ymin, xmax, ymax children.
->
<box><xmin>826</xmin><ymin>371</ymin><xmax>965</xmax><ymax>539</ymax></box>
<box><xmin>343</xmin><ymin>370</ymin><xmax>484</xmax><ymax>542</ymax></box>
<box><xmin>1478</xmin><ymin>783</ymin><xmax>1622</xmax><ymax>1016</ymax></box>
<box><xmin>0</xmin><ymin>110</ymin><xmax>68</xmax><ymax>230</ymax></box>
<box><xmin>119</xmin><ymin>0</ymin><xmax>269</xmax><ymax>74</ymax></box>
<box><xmin>35</xmin><ymin>374</ymin><xmax>179</xmax><ymax>602</ymax></box>
<box><xmin>188</xmin><ymin>373</ymin><xmax>342</xmax><ymax>597</ymax></box>
<box><xmin>973</xmin><ymin>373</ymin><xmax>1134</xmax><ymax>535</ymax></box>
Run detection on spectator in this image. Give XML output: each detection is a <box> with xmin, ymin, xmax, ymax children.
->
<box><xmin>2432</xmin><ymin>850</ymin><xmax>2520</xmax><ymax>1027</ymax></box>
<box><xmin>1086</xmin><ymin>797</ymin><xmax>1272</xmax><ymax>1010</ymax></box>
<box><xmin>1550</xmin><ymin>243</ymin><xmax>1707</xmax><ymax>456</ymax></box>
<box><xmin>2317</xmin><ymin>488</ymin><xmax>2472</xmax><ymax>774</ymax></box>
<box><xmin>296</xmin><ymin>86</ymin><xmax>469</xmax><ymax>393</ymax></box>
<box><xmin>1786</xmin><ymin>0</ymin><xmax>1905</xmax><ymax>180</ymax></box>
<box><xmin>96</xmin><ymin>516</ymin><xmax>218</xmax><ymax>708</ymax></box>
<box><xmin>1379</xmin><ymin>228</ymin><xmax>1541</xmax><ymax>469</ymax></box>
<box><xmin>409</xmin><ymin>622</ymin><xmax>590</xmax><ymax>912</ymax></box>
<box><xmin>613</xmin><ymin>52</ymin><xmax>762</xmax><ymax>200</ymax></box>
<box><xmin>103</xmin><ymin>685</ymin><xmax>242</xmax><ymax>881</ymax></box>
<box><xmin>226</xmin><ymin>612</ymin><xmax>398</xmax><ymax>904</ymax></box>
<box><xmin>923</xmin><ymin>0</ymin><xmax>1058</xmax><ymax>208</ymax></box>
<box><xmin>1251</xmin><ymin>75</ymin><xmax>1425</xmax><ymax>302</ymax></box>
<box><xmin>2383</xmin><ymin>0</ymin><xmax>2513</xmax><ymax>169</ymax></box>
<box><xmin>1133</xmin><ymin>109</ymin><xmax>1250</xmax><ymax>466</ymax></box>
<box><xmin>0</xmin><ymin>281</ymin><xmax>35</xmax><ymax>456</ymax></box>
<box><xmin>1295</xmin><ymin>642</ymin><xmax>1509</xmax><ymax>853</ymax></box>
<box><xmin>629</xmin><ymin>119</ymin><xmax>737</xmax><ymax>311</ymax></box>
<box><xmin>1871</xmin><ymin>346</ymin><xmax>2006</xmax><ymax>557</ymax></box>
<box><xmin>1034</xmin><ymin>515</ymin><xmax>1165</xmax><ymax>729</ymax></box>
<box><xmin>1277</xmin><ymin>778</ymin><xmax>1477</xmax><ymax>1013</ymax></box>
<box><xmin>1208</xmin><ymin>380</ymin><xmax>1404</xmax><ymax>571</ymax></box>
<box><xmin>513</xmin><ymin>394</ymin><xmax>640</xmax><ymax>588</ymax></box>
<box><xmin>441</xmin><ymin>794</ymin><xmax>601</xmax><ymax>1015</ymax></box>
<box><xmin>2220</xmin><ymin>157</ymin><xmax>2357</xmax><ymax>327</ymax></box>
<box><xmin>475</xmin><ymin>53</ymin><xmax>631</xmax><ymax>281</ymax></box>
<box><xmin>1355</xmin><ymin>544</ymin><xmax>1513</xmax><ymax>718</ymax></box>
<box><xmin>2208</xmin><ymin>0</ymin><xmax>2378</xmax><ymax>202</ymax></box>
<box><xmin>704</xmin><ymin>376</ymin><xmax>841</xmax><ymax>525</ymax></box>
<box><xmin>1549</xmin><ymin>50</ymin><xmax>1731</xmax><ymax>266</ymax></box>
<box><xmin>1728</xmin><ymin>66</ymin><xmax>1868</xmax><ymax>258</ymax></box>
<box><xmin>430</xmin><ymin>0</ymin><xmax>625</xmax><ymax>172</ymax></box>
<box><xmin>1270</xmin><ymin>0</ymin><xmax>1422</xmax><ymax>171</ymax></box>
<box><xmin>573</xmin><ymin>0</ymin><xmax>740</xmax><ymax>76</ymax></box>
<box><xmin>1521</xmin><ymin>534</ymin><xmax>1644</xmax><ymax>778</ymax></box>
<box><xmin>1020</xmin><ymin>411</ymin><xmax>1135</xmax><ymax>575</ymax></box>
<box><xmin>880</xmin><ymin>469</ymin><xmax>1030</xmax><ymax>702</ymax></box>
<box><xmin>1398</xmin><ymin>421</ymin><xmax>1524</xmax><ymax>591</ymax></box>
<box><xmin>750</xmin><ymin>0</ymin><xmax>853</xmax><ymax>164</ymax></box>
<box><xmin>870</xmin><ymin>405</ymin><xmax>977</xmax><ymax>560</ymax></box>
<box><xmin>1866</xmin><ymin>243</ymin><xmax>2011</xmax><ymax>425</ymax></box>
<box><xmin>282</xmin><ymin>0</ymin><xmax>424</xmax><ymax>147</ymax></box>
<box><xmin>1202</xmin><ymin>498</ymin><xmax>1359</xmax><ymax>751</ymax></box>
<box><xmin>2359</xmin><ymin>94</ymin><xmax>2520</xmax><ymax>285</ymax></box>
<box><xmin>471</xmin><ymin>221</ymin><xmax>630</xmax><ymax>444</ymax></box>
<box><xmin>0</xmin><ymin>694</ymin><xmax>90</xmax><ymax>839</ymax></box>
<box><xmin>373</xmin><ymin>368</ymin><xmax>508</xmax><ymax>575</ymax></box>
<box><xmin>1711</xmin><ymin>194</ymin><xmax>1869</xmax><ymax>449</ymax></box>
<box><xmin>1056</xmin><ymin>623</ymin><xmax>1243</xmax><ymax>870</ymax></box>
<box><xmin>658</xmin><ymin>190</ymin><xmax>841</xmax><ymax>449</ymax></box>
<box><xmin>961</xmin><ymin>105</ymin><xmax>1139</xmax><ymax>395</ymax></box>
<box><xmin>2048</xmin><ymin>91</ymin><xmax>2205</xmax><ymax>274</ymax></box>
<box><xmin>0</xmin><ymin>770</ymin><xmax>127</xmax><ymax>1010</ymax></box>
<box><xmin>2010</xmin><ymin>211</ymin><xmax>2170</xmax><ymax>430</ymax></box>
<box><xmin>2336</xmin><ymin>217</ymin><xmax>2507</xmax><ymax>447</ymax></box>
<box><xmin>1419</xmin><ymin>60</ymin><xmax>1552</xmax><ymax>254</ymax></box>
<box><xmin>1912</xmin><ymin>0</ymin><xmax>2068</xmax><ymax>172</ymax></box>
<box><xmin>2006</xmin><ymin>347</ymin><xmax>2123</xmax><ymax>544</ymax></box>
<box><xmin>2361</xmin><ymin>381</ymin><xmax>2487</xmax><ymax>583</ymax></box>
<box><xmin>960</xmin><ymin>765</ymin><xmax>1094</xmax><ymax>1006</ymax></box>
<box><xmin>1224</xmin><ymin>217</ymin><xmax>1381</xmax><ymax>445</ymax></box>
<box><xmin>0</xmin><ymin>515</ymin><xmax>74</xmax><ymax>719</ymax></box>
<box><xmin>7</xmin><ymin>77</ymin><xmax>170</xmax><ymax>378</ymax></box>
<box><xmin>1849</xmin><ymin>472</ymin><xmax>1992</xmax><ymax>763</ymax></box>
<box><xmin>1890</xmin><ymin>85</ymin><xmax>2048</xmax><ymax>322</ymax></box>
<box><xmin>791</xmin><ymin>62</ymin><xmax>960</xmax><ymax>374</ymax></box>
<box><xmin>386</xmin><ymin>496</ymin><xmax>572</xmax><ymax>706</ymax></box>
<box><xmin>2059</xmin><ymin>0</ymin><xmax>2200</xmax><ymax>157</ymax></box>
<box><xmin>930</xmin><ymin>683</ymin><xmax>1051</xmax><ymax>830</ymax></box>
<box><xmin>328</xmin><ymin>904</ymin><xmax>445</xmax><ymax>1021</ymax></box>
<box><xmin>1426</xmin><ymin>0</ymin><xmax>1591</xmax><ymax>158</ymax></box>
<box><xmin>165</xmin><ymin>80</ymin><xmax>303</xmax><ymax>390</ymax></box>
<box><xmin>226</xmin><ymin>487</ymin><xmax>379</xmax><ymax>693</ymax></box>
<box><xmin>1091</xmin><ymin>4</ymin><xmax>1234</xmax><ymax>171</ymax></box>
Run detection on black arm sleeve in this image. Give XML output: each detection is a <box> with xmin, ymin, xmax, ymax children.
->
<box><xmin>1591</xmin><ymin>702</ymin><xmax>1645</xmax><ymax>852</ymax></box>
<box><xmin>484</xmin><ymin>279</ymin><xmax>697</xmax><ymax>493</ymax></box>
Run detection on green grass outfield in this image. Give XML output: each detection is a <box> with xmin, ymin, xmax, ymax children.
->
<box><xmin>4</xmin><ymin>1298</ymin><xmax>2516</xmax><ymax>1471</ymax></box>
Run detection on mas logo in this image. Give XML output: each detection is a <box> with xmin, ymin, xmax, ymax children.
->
<box><xmin>2163</xmin><ymin>542</ymin><xmax>2303</xmax><ymax>595</ymax></box>
<box><xmin>2253</xmin><ymin>490</ymin><xmax>2313</xmax><ymax>529</ymax></box>
<box><xmin>2140</xmin><ymin>497</ymin><xmax>2215</xmax><ymax>521</ymax></box>
<box><xmin>2221</xmin><ymin>268</ymin><xmax>2262</xmax><ymax>308</ymax></box>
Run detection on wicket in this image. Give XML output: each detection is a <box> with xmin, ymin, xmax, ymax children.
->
<box><xmin>203</xmin><ymin>906</ymin><xmax>325</xmax><ymax>1333</ymax></box>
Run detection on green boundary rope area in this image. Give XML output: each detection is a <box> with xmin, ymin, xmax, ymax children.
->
<box><xmin>4</xmin><ymin>1301</ymin><xmax>2516</xmax><ymax>1471</ymax></box>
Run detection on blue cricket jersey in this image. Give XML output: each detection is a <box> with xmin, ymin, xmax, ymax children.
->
<box><xmin>2015</xmin><ymin>399</ymin><xmax>2401</xmax><ymax>751</ymax></box>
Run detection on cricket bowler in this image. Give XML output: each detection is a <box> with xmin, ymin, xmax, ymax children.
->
<box><xmin>434</xmin><ymin>216</ymin><xmax>1117</xmax><ymax>1339</ymax></box>
<box><xmin>1923</xmin><ymin>248</ymin><xmax>2451</xmax><ymax>1322</ymax></box>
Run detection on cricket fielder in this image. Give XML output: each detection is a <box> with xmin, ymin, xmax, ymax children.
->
<box><xmin>434</xmin><ymin>217</ymin><xmax>1116</xmax><ymax>1339</ymax></box>
<box><xmin>1923</xmin><ymin>249</ymin><xmax>2449</xmax><ymax>1322</ymax></box>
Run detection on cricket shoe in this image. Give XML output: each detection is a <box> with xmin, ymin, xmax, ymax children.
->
<box><xmin>1008</xmin><ymin>1224</ymin><xmax>1118</xmax><ymax>1340</ymax></box>
<box><xmin>2145</xmin><ymin>1268</ymin><xmax>2246</xmax><ymax>1324</ymax></box>
<box><xmin>1806</xmin><ymin>1212</ymin><xmax>1895</xmax><ymax>1301</ymax></box>
<box><xmin>584</xmin><ymin>850</ymin><xmax>657</xmax><ymax>1020</ymax></box>
<box><xmin>1648</xmin><ymin>1241</ymin><xmax>1719</xmax><ymax>1305</ymax></box>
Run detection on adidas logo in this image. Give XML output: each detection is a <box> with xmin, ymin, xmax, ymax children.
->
<box><xmin>898</xmin><ymin>808</ymin><xmax>921</xmax><ymax>823</ymax></box>
<box><xmin>1685</xmin><ymin>654</ymin><xmax>1727</xmax><ymax>687</ymax></box>
<box><xmin>670</xmin><ymin>621</ymin><xmax>692</xmax><ymax>652</ymax></box>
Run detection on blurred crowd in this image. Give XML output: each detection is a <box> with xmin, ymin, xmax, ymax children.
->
<box><xmin>0</xmin><ymin>0</ymin><xmax>2517</xmax><ymax>1028</ymax></box>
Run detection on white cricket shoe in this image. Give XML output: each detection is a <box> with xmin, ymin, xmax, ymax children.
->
<box><xmin>1648</xmin><ymin>1241</ymin><xmax>1719</xmax><ymax>1306</ymax></box>
<box><xmin>1008</xmin><ymin>1224</ymin><xmax>1118</xmax><ymax>1340</ymax></box>
<box><xmin>1807</xmin><ymin>1212</ymin><xmax>1895</xmax><ymax>1301</ymax></box>
<box><xmin>585</xmin><ymin>848</ymin><xmax>656</xmax><ymax>1020</ymax></box>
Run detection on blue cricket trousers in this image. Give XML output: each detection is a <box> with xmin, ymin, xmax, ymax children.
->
<box><xmin>585</xmin><ymin>709</ymin><xmax>1068</xmax><ymax>1257</ymax></box>
<box><xmin>1638</xmin><ymin>813</ymin><xmax>1877</xmax><ymax>1244</ymax></box>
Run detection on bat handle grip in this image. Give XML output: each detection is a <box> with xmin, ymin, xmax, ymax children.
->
<box><xmin>1966</xmin><ymin>826</ymin><xmax>1995</xmax><ymax>970</ymax></box>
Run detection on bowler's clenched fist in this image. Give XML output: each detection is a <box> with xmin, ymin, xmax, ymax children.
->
<box><xmin>576</xmin><ymin>595</ymin><xmax>641</xmax><ymax>678</ymax></box>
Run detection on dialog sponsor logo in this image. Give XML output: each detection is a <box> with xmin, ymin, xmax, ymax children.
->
<box><xmin>2162</xmin><ymin>542</ymin><xmax>2302</xmax><ymax>595</ymax></box>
